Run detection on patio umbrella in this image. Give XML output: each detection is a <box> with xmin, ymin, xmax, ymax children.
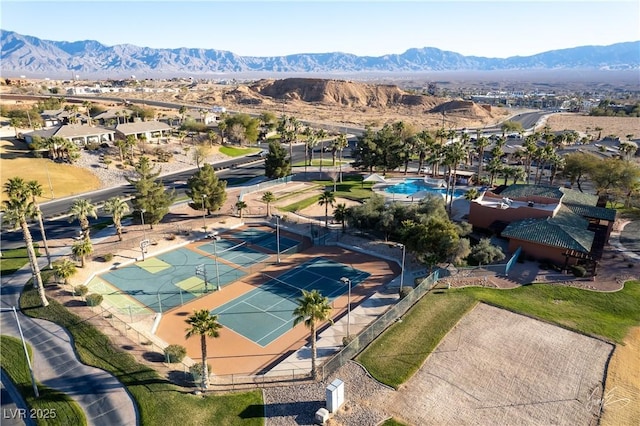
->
<box><xmin>363</xmin><ymin>173</ymin><xmax>386</xmax><ymax>183</ymax></box>
<box><xmin>362</xmin><ymin>173</ymin><xmax>386</xmax><ymax>187</ymax></box>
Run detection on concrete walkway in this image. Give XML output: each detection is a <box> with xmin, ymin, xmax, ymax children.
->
<box><xmin>0</xmin><ymin>233</ymin><xmax>138</xmax><ymax>426</ymax></box>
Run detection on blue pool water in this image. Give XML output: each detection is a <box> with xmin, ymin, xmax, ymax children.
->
<box><xmin>384</xmin><ymin>179</ymin><xmax>466</xmax><ymax>197</ymax></box>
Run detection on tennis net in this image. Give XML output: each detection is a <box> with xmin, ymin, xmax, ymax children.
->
<box><xmin>261</xmin><ymin>273</ymin><xmax>311</xmax><ymax>297</ymax></box>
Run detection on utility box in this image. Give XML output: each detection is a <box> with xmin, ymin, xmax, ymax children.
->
<box><xmin>325</xmin><ymin>378</ymin><xmax>345</xmax><ymax>413</ymax></box>
<box><xmin>314</xmin><ymin>408</ymin><xmax>329</xmax><ymax>424</ymax></box>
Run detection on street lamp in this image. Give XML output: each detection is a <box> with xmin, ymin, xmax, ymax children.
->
<box><xmin>340</xmin><ymin>277</ymin><xmax>352</xmax><ymax>338</ymax></box>
<box><xmin>140</xmin><ymin>209</ymin><xmax>147</xmax><ymax>240</ymax></box>
<box><xmin>275</xmin><ymin>214</ymin><xmax>281</xmax><ymax>264</ymax></box>
<box><xmin>139</xmin><ymin>209</ymin><xmax>149</xmax><ymax>261</ymax></box>
<box><xmin>394</xmin><ymin>243</ymin><xmax>406</xmax><ymax>292</ymax></box>
<box><xmin>201</xmin><ymin>194</ymin><xmax>208</xmax><ymax>231</ymax></box>
<box><xmin>211</xmin><ymin>232</ymin><xmax>221</xmax><ymax>291</ymax></box>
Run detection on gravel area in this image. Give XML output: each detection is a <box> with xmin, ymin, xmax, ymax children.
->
<box><xmin>263</xmin><ymin>361</ymin><xmax>393</xmax><ymax>426</ymax></box>
<box><xmin>75</xmin><ymin>141</ymin><xmax>227</xmax><ymax>188</ymax></box>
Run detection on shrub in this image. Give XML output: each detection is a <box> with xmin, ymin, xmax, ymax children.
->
<box><xmin>74</xmin><ymin>285</ymin><xmax>89</xmax><ymax>298</ymax></box>
<box><xmin>399</xmin><ymin>286</ymin><xmax>413</xmax><ymax>299</ymax></box>
<box><xmin>189</xmin><ymin>363</ymin><xmax>212</xmax><ymax>383</ymax></box>
<box><xmin>85</xmin><ymin>293</ymin><xmax>103</xmax><ymax>307</ymax></box>
<box><xmin>102</xmin><ymin>253</ymin><xmax>114</xmax><ymax>262</ymax></box>
<box><xmin>571</xmin><ymin>265</ymin><xmax>587</xmax><ymax>277</ymax></box>
<box><xmin>342</xmin><ymin>335</ymin><xmax>356</xmax><ymax>347</ymax></box>
<box><xmin>164</xmin><ymin>344</ymin><xmax>187</xmax><ymax>363</ymax></box>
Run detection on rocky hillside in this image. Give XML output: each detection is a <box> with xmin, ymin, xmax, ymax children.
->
<box><xmin>250</xmin><ymin>78</ymin><xmax>439</xmax><ymax>108</ymax></box>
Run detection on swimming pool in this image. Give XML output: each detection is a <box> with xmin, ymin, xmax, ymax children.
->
<box><xmin>384</xmin><ymin>178</ymin><xmax>467</xmax><ymax>197</ymax></box>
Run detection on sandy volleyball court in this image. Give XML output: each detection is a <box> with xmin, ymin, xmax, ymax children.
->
<box><xmin>383</xmin><ymin>303</ymin><xmax>613</xmax><ymax>425</ymax></box>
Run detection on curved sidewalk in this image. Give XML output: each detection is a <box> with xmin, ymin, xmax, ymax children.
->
<box><xmin>0</xmin><ymin>255</ymin><xmax>138</xmax><ymax>426</ymax></box>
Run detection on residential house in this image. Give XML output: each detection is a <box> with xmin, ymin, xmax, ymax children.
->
<box><xmin>23</xmin><ymin>124</ymin><xmax>115</xmax><ymax>146</ymax></box>
<box><xmin>115</xmin><ymin>121</ymin><xmax>173</xmax><ymax>142</ymax></box>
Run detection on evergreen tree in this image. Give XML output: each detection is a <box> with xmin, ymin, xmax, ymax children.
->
<box><xmin>264</xmin><ymin>141</ymin><xmax>291</xmax><ymax>178</ymax></box>
<box><xmin>186</xmin><ymin>164</ymin><xmax>228</xmax><ymax>215</ymax></box>
<box><xmin>127</xmin><ymin>156</ymin><xmax>176</xmax><ymax>228</ymax></box>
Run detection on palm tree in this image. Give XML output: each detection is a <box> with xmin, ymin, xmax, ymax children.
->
<box><xmin>261</xmin><ymin>191</ymin><xmax>276</xmax><ymax>217</ymax></box>
<box><xmin>474</xmin><ymin>136</ymin><xmax>490</xmax><ymax>180</ymax></box>
<box><xmin>334</xmin><ymin>133</ymin><xmax>349</xmax><ymax>182</ymax></box>
<box><xmin>185</xmin><ymin>309</ymin><xmax>222</xmax><ymax>389</ymax></box>
<box><xmin>333</xmin><ymin>203</ymin><xmax>349</xmax><ymax>233</ymax></box>
<box><xmin>444</xmin><ymin>141</ymin><xmax>468</xmax><ymax>214</ymax></box>
<box><xmin>3</xmin><ymin>182</ymin><xmax>49</xmax><ymax>307</ymax></box>
<box><xmin>318</xmin><ymin>191</ymin><xmax>336</xmax><ymax>228</ymax></box>
<box><xmin>26</xmin><ymin>180</ymin><xmax>52</xmax><ymax>268</ymax></box>
<box><xmin>68</xmin><ymin>199</ymin><xmax>97</xmax><ymax>241</ymax></box>
<box><xmin>302</xmin><ymin>127</ymin><xmax>318</xmax><ymax>175</ymax></box>
<box><xmin>104</xmin><ymin>197</ymin><xmax>130</xmax><ymax>241</ymax></box>
<box><xmin>71</xmin><ymin>239</ymin><xmax>93</xmax><ymax>268</ymax></box>
<box><xmin>235</xmin><ymin>200</ymin><xmax>247</xmax><ymax>219</ymax></box>
<box><xmin>52</xmin><ymin>259</ymin><xmax>77</xmax><ymax>285</ymax></box>
<box><xmin>464</xmin><ymin>188</ymin><xmax>480</xmax><ymax>201</ymax></box>
<box><xmin>292</xmin><ymin>289</ymin><xmax>332</xmax><ymax>380</ymax></box>
<box><xmin>316</xmin><ymin>129</ymin><xmax>328</xmax><ymax>175</ymax></box>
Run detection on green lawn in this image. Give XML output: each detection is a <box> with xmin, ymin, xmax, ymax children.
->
<box><xmin>357</xmin><ymin>281</ymin><xmax>640</xmax><ymax>389</ymax></box>
<box><xmin>312</xmin><ymin>174</ymin><xmax>374</xmax><ymax>201</ymax></box>
<box><xmin>219</xmin><ymin>146</ymin><xmax>259</xmax><ymax>157</ymax></box>
<box><xmin>0</xmin><ymin>246</ymin><xmax>37</xmax><ymax>276</ymax></box>
<box><xmin>20</xmin><ymin>280</ymin><xmax>263</xmax><ymax>426</ymax></box>
<box><xmin>0</xmin><ymin>335</ymin><xmax>87</xmax><ymax>426</ymax></box>
<box><xmin>356</xmin><ymin>292</ymin><xmax>477</xmax><ymax>388</ymax></box>
<box><xmin>280</xmin><ymin>195</ymin><xmax>321</xmax><ymax>213</ymax></box>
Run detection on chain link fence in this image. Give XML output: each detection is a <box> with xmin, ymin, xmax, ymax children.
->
<box><xmin>320</xmin><ymin>269</ymin><xmax>440</xmax><ymax>380</ymax></box>
<box><xmin>238</xmin><ymin>175</ymin><xmax>293</xmax><ymax>201</ymax></box>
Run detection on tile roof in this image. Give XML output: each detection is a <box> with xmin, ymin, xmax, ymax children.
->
<box><xmin>115</xmin><ymin>121</ymin><xmax>173</xmax><ymax>134</ymax></box>
<box><xmin>25</xmin><ymin>125</ymin><xmax>114</xmax><ymax>139</ymax></box>
<box><xmin>560</xmin><ymin>187</ymin><xmax>598</xmax><ymax>206</ymax></box>
<box><xmin>56</xmin><ymin>125</ymin><xmax>114</xmax><ymax>138</ymax></box>
<box><xmin>549</xmin><ymin>205</ymin><xmax>589</xmax><ymax>229</ymax></box>
<box><xmin>565</xmin><ymin>203</ymin><xmax>617</xmax><ymax>222</ymax></box>
<box><xmin>499</xmin><ymin>184</ymin><xmax>564</xmax><ymax>199</ymax></box>
<box><xmin>502</xmin><ymin>215</ymin><xmax>595</xmax><ymax>253</ymax></box>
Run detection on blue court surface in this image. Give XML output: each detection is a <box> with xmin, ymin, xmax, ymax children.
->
<box><xmin>230</xmin><ymin>227</ymin><xmax>299</xmax><ymax>253</ymax></box>
<box><xmin>211</xmin><ymin>257</ymin><xmax>370</xmax><ymax>347</ymax></box>
<box><xmin>198</xmin><ymin>239</ymin><xmax>270</xmax><ymax>269</ymax></box>
<box><xmin>98</xmin><ymin>247</ymin><xmax>247</xmax><ymax>313</ymax></box>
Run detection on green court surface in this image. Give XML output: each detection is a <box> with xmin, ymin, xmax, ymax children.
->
<box><xmin>87</xmin><ymin>276</ymin><xmax>151</xmax><ymax>315</ymax></box>
<box><xmin>137</xmin><ymin>257</ymin><xmax>171</xmax><ymax>273</ymax></box>
<box><xmin>212</xmin><ymin>257</ymin><xmax>370</xmax><ymax>347</ymax></box>
<box><xmin>175</xmin><ymin>276</ymin><xmax>207</xmax><ymax>295</ymax></box>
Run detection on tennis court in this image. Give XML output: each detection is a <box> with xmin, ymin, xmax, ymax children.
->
<box><xmin>230</xmin><ymin>227</ymin><xmax>299</xmax><ymax>253</ymax></box>
<box><xmin>211</xmin><ymin>257</ymin><xmax>370</xmax><ymax>346</ymax></box>
<box><xmin>198</xmin><ymin>238</ymin><xmax>270</xmax><ymax>269</ymax></box>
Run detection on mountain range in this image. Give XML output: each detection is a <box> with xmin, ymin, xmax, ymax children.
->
<box><xmin>1</xmin><ymin>30</ymin><xmax>639</xmax><ymax>78</ymax></box>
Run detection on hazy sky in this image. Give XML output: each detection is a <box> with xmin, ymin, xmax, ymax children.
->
<box><xmin>2</xmin><ymin>1</ymin><xmax>638</xmax><ymax>58</ymax></box>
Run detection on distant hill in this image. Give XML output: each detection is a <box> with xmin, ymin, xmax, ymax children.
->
<box><xmin>1</xmin><ymin>30</ymin><xmax>638</xmax><ymax>78</ymax></box>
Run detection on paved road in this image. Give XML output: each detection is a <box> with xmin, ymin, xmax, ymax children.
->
<box><xmin>1</xmin><ymin>370</ymin><xmax>33</xmax><ymax>426</ymax></box>
<box><xmin>0</xmin><ymin>240</ymin><xmax>138</xmax><ymax>426</ymax></box>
